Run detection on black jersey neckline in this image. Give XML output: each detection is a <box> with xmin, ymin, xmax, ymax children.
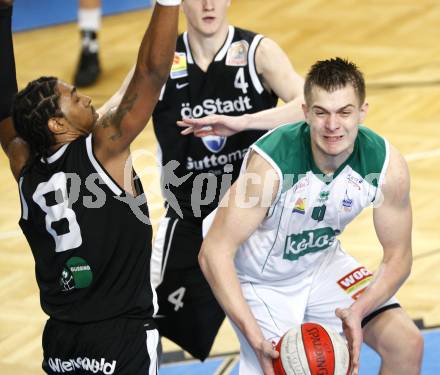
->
<box><xmin>182</xmin><ymin>25</ymin><xmax>235</xmax><ymax>73</ymax></box>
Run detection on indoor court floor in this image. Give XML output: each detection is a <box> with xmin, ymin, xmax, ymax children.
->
<box><xmin>1</xmin><ymin>0</ymin><xmax>439</xmax><ymax>374</ymax></box>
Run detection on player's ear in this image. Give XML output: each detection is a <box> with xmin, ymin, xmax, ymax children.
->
<box><xmin>302</xmin><ymin>103</ymin><xmax>309</xmax><ymax>119</ymax></box>
<box><xmin>48</xmin><ymin>117</ymin><xmax>68</xmax><ymax>135</ymax></box>
<box><xmin>359</xmin><ymin>102</ymin><xmax>369</xmax><ymax>123</ymax></box>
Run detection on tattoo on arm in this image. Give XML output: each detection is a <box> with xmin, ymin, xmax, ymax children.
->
<box><xmin>101</xmin><ymin>93</ymin><xmax>138</xmax><ymax>141</ymax></box>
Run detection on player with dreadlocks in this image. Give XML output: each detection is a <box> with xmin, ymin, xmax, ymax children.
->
<box><xmin>0</xmin><ymin>1</ymin><xmax>182</xmax><ymax>373</ymax></box>
<box><xmin>13</xmin><ymin>77</ymin><xmax>65</xmax><ymax>163</ymax></box>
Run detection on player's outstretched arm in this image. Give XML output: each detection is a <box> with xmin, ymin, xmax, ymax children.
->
<box><xmin>336</xmin><ymin>145</ymin><xmax>412</xmax><ymax>375</ymax></box>
<box><xmin>97</xmin><ymin>66</ymin><xmax>135</xmax><ymax>117</ymax></box>
<box><xmin>199</xmin><ymin>152</ymin><xmax>280</xmax><ymax>375</ymax></box>
<box><xmin>0</xmin><ymin>2</ymin><xmax>30</xmax><ymax>181</ymax></box>
<box><xmin>92</xmin><ymin>1</ymin><xmax>180</xmax><ymax>160</ymax></box>
<box><xmin>178</xmin><ymin>37</ymin><xmax>305</xmax><ymax>137</ymax></box>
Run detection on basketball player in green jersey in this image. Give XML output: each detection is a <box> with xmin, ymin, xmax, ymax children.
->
<box><xmin>198</xmin><ymin>58</ymin><xmax>423</xmax><ymax>375</ymax></box>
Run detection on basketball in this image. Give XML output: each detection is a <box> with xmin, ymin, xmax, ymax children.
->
<box><xmin>273</xmin><ymin>323</ymin><xmax>350</xmax><ymax>375</ymax></box>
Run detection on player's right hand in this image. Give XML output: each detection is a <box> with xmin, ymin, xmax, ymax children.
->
<box><xmin>254</xmin><ymin>339</ymin><xmax>279</xmax><ymax>375</ymax></box>
<box><xmin>177</xmin><ymin>114</ymin><xmax>248</xmax><ymax>137</ymax></box>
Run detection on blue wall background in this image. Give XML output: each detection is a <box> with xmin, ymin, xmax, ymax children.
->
<box><xmin>12</xmin><ymin>0</ymin><xmax>152</xmax><ymax>32</ymax></box>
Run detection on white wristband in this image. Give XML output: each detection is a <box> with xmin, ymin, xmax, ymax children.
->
<box><xmin>156</xmin><ymin>0</ymin><xmax>181</xmax><ymax>6</ymax></box>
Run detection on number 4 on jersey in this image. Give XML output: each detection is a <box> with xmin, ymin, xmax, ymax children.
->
<box><xmin>234</xmin><ymin>68</ymin><xmax>249</xmax><ymax>94</ymax></box>
<box><xmin>168</xmin><ymin>287</ymin><xmax>186</xmax><ymax>311</ymax></box>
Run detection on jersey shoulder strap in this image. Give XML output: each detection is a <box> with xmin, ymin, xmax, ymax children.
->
<box><xmin>232</xmin><ymin>27</ymin><xmax>266</xmax><ymax>94</ymax></box>
<box><xmin>350</xmin><ymin>126</ymin><xmax>389</xmax><ymax>187</ymax></box>
<box><xmin>251</xmin><ymin>122</ymin><xmax>310</xmax><ymax>192</ymax></box>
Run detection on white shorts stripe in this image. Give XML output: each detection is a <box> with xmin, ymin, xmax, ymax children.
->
<box><xmin>146</xmin><ymin>328</ymin><xmax>159</xmax><ymax>375</ymax></box>
<box><xmin>19</xmin><ymin>177</ymin><xmax>29</xmax><ymax>220</ymax></box>
<box><xmin>151</xmin><ymin>217</ymin><xmax>178</xmax><ymax>288</ymax></box>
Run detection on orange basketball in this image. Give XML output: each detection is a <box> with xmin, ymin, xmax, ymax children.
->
<box><xmin>273</xmin><ymin>323</ymin><xmax>350</xmax><ymax>375</ymax></box>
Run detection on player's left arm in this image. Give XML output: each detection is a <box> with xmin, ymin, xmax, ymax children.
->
<box><xmin>336</xmin><ymin>145</ymin><xmax>412</xmax><ymax>375</ymax></box>
<box><xmin>353</xmin><ymin>144</ymin><xmax>412</xmax><ymax>317</ymax></box>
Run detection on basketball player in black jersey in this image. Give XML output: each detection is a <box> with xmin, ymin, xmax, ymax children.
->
<box><xmin>80</xmin><ymin>0</ymin><xmax>304</xmax><ymax>362</ymax></box>
<box><xmin>0</xmin><ymin>1</ymin><xmax>180</xmax><ymax>374</ymax></box>
<box><xmin>147</xmin><ymin>0</ymin><xmax>305</xmax><ymax>361</ymax></box>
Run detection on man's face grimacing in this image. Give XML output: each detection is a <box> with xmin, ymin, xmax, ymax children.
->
<box><xmin>183</xmin><ymin>0</ymin><xmax>231</xmax><ymax>37</ymax></box>
<box><xmin>303</xmin><ymin>84</ymin><xmax>368</xmax><ymax>160</ymax></box>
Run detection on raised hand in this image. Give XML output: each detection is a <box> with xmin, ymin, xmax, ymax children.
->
<box><xmin>336</xmin><ymin>307</ymin><xmax>363</xmax><ymax>375</ymax></box>
<box><xmin>177</xmin><ymin>114</ymin><xmax>248</xmax><ymax>137</ymax></box>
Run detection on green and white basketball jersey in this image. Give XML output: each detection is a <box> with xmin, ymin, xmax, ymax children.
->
<box><xmin>235</xmin><ymin>122</ymin><xmax>390</xmax><ymax>283</ymax></box>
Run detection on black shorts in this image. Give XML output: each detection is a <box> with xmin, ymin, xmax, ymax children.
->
<box><xmin>42</xmin><ymin>317</ymin><xmax>159</xmax><ymax>375</ymax></box>
<box><xmin>151</xmin><ymin>215</ymin><xmax>225</xmax><ymax>361</ymax></box>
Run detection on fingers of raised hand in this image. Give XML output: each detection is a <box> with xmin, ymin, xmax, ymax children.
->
<box><xmin>179</xmin><ymin>127</ymin><xmax>193</xmax><ymax>135</ymax></box>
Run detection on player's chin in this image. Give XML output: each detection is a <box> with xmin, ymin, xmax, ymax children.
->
<box><xmin>199</xmin><ymin>23</ymin><xmax>221</xmax><ymax>37</ymax></box>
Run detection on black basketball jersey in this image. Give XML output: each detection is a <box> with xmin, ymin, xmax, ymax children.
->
<box><xmin>18</xmin><ymin>135</ymin><xmax>156</xmax><ymax>323</ymax></box>
<box><xmin>152</xmin><ymin>26</ymin><xmax>278</xmax><ymax>220</ymax></box>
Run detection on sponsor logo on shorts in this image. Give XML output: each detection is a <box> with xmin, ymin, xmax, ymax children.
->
<box><xmin>226</xmin><ymin>40</ymin><xmax>249</xmax><ymax>66</ymax></box>
<box><xmin>47</xmin><ymin>356</ymin><xmax>116</xmax><ymax>374</ymax></box>
<box><xmin>60</xmin><ymin>257</ymin><xmax>93</xmax><ymax>292</ymax></box>
<box><xmin>337</xmin><ymin>266</ymin><xmax>372</xmax><ymax>299</ymax></box>
<box><xmin>283</xmin><ymin>227</ymin><xmax>336</xmax><ymax>261</ymax></box>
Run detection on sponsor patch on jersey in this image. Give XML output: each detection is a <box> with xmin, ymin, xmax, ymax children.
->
<box><xmin>292</xmin><ymin>177</ymin><xmax>310</xmax><ymax>193</ymax></box>
<box><xmin>342</xmin><ymin>190</ymin><xmax>353</xmax><ymax>212</ymax></box>
<box><xmin>60</xmin><ymin>256</ymin><xmax>93</xmax><ymax>292</ymax></box>
<box><xmin>342</xmin><ymin>197</ymin><xmax>353</xmax><ymax>211</ymax></box>
<box><xmin>347</xmin><ymin>174</ymin><xmax>363</xmax><ymax>190</ymax></box>
<box><xmin>292</xmin><ymin>198</ymin><xmax>306</xmax><ymax>214</ymax></box>
<box><xmin>317</xmin><ymin>190</ymin><xmax>330</xmax><ymax>204</ymax></box>
<box><xmin>283</xmin><ymin>227</ymin><xmax>336</xmax><ymax>261</ymax></box>
<box><xmin>171</xmin><ymin>52</ymin><xmax>188</xmax><ymax>79</ymax></box>
<box><xmin>226</xmin><ymin>40</ymin><xmax>249</xmax><ymax>66</ymax></box>
<box><xmin>337</xmin><ymin>266</ymin><xmax>372</xmax><ymax>299</ymax></box>
<box><xmin>202</xmin><ymin>135</ymin><xmax>227</xmax><ymax>153</ymax></box>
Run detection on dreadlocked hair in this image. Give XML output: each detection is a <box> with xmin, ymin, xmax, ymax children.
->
<box><xmin>12</xmin><ymin>76</ymin><xmax>63</xmax><ymax>164</ymax></box>
<box><xmin>304</xmin><ymin>57</ymin><xmax>366</xmax><ymax>106</ymax></box>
